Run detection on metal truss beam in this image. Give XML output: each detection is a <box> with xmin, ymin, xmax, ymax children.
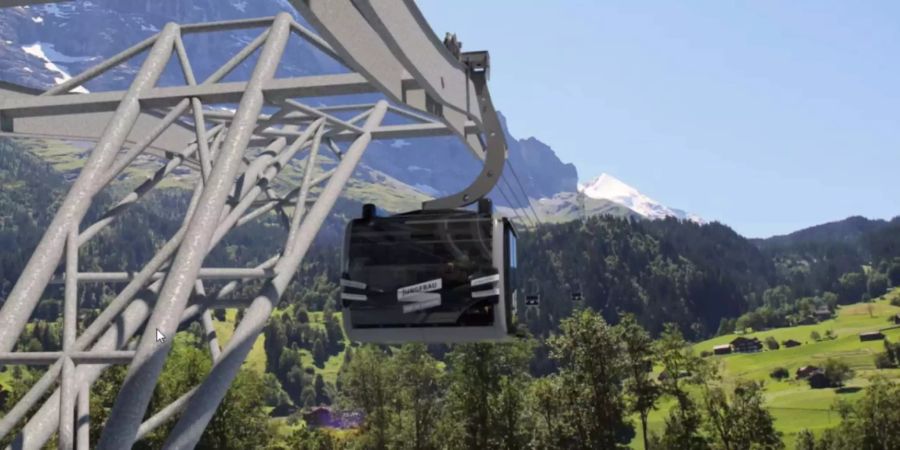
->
<box><xmin>0</xmin><ymin>4</ymin><xmax>511</xmax><ymax>449</ymax></box>
<box><xmin>96</xmin><ymin>14</ymin><xmax>296</xmax><ymax>446</ymax></box>
<box><xmin>0</xmin><ymin>0</ymin><xmax>69</xmax><ymax>7</ymax></box>
<box><xmin>293</xmin><ymin>0</ymin><xmax>508</xmax><ymax>210</ymax></box>
<box><xmin>0</xmin><ymin>74</ymin><xmax>383</xmax><ymax>118</ymax></box>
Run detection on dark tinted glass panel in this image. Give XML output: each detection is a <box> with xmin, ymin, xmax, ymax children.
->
<box><xmin>344</xmin><ymin>213</ymin><xmax>497</xmax><ymax>328</ymax></box>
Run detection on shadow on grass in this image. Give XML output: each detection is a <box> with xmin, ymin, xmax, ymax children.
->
<box><xmin>835</xmin><ymin>386</ymin><xmax>863</xmax><ymax>394</ymax></box>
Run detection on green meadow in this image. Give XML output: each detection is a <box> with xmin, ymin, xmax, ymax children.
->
<box><xmin>634</xmin><ymin>288</ymin><xmax>900</xmax><ymax>449</ymax></box>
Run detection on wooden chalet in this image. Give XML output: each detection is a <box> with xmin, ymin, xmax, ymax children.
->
<box><xmin>729</xmin><ymin>336</ymin><xmax>763</xmax><ymax>353</ymax></box>
<box><xmin>859</xmin><ymin>331</ymin><xmax>885</xmax><ymax>342</ymax></box>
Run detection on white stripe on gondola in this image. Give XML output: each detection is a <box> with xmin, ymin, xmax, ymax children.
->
<box><xmin>341</xmin><ymin>293</ymin><xmax>367</xmax><ymax>301</ymax></box>
<box><xmin>399</xmin><ymin>292</ymin><xmax>441</xmax><ymax>303</ymax></box>
<box><xmin>402</xmin><ymin>297</ymin><xmax>442</xmax><ymax>313</ymax></box>
<box><xmin>471</xmin><ymin>288</ymin><xmax>500</xmax><ymax>299</ymax></box>
<box><xmin>470</xmin><ymin>274</ymin><xmax>500</xmax><ymax>287</ymax></box>
<box><xmin>340</xmin><ymin>278</ymin><xmax>367</xmax><ymax>289</ymax></box>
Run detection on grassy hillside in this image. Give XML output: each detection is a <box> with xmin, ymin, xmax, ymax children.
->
<box><xmin>211</xmin><ymin>309</ymin><xmax>267</xmax><ymax>375</ymax></box>
<box><xmin>303</xmin><ymin>310</ymin><xmax>350</xmax><ymax>385</ymax></box>
<box><xmin>211</xmin><ymin>308</ymin><xmax>350</xmax><ymax>386</ymax></box>
<box><xmin>635</xmin><ymin>288</ymin><xmax>900</xmax><ymax>449</ymax></box>
<box><xmin>213</xmin><ymin>307</ymin><xmax>351</xmax><ymax>441</ymax></box>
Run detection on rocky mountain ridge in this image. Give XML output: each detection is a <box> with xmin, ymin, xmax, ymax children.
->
<box><xmin>1</xmin><ymin>0</ymin><xmax>701</xmax><ymax>223</ymax></box>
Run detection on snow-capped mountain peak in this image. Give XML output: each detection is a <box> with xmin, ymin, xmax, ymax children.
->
<box><xmin>578</xmin><ymin>173</ymin><xmax>703</xmax><ymax>223</ymax></box>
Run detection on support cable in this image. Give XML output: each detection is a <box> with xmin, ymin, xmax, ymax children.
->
<box><xmin>505</xmin><ymin>160</ymin><xmax>543</xmax><ymax>227</ymax></box>
<box><xmin>500</xmin><ymin>171</ymin><xmax>538</xmax><ymax>228</ymax></box>
<box><xmin>495</xmin><ymin>178</ymin><xmax>533</xmax><ymax>229</ymax></box>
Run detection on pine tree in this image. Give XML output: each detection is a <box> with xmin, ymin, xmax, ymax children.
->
<box><xmin>391</xmin><ymin>344</ymin><xmax>443</xmax><ymax>450</ymax></box>
<box><xmin>548</xmin><ymin>309</ymin><xmax>634</xmax><ymax>448</ymax></box>
<box><xmin>701</xmin><ymin>380</ymin><xmax>783</xmax><ymax>450</ymax></box>
<box><xmin>314</xmin><ymin>374</ymin><xmax>328</xmax><ymax>405</ymax></box>
<box><xmin>619</xmin><ymin>314</ymin><xmax>660</xmax><ymax>450</ymax></box>
<box><xmin>655</xmin><ymin>323</ymin><xmax>708</xmax><ymax>449</ymax></box>
<box><xmin>340</xmin><ymin>345</ymin><xmax>394</xmax><ymax>449</ymax></box>
<box><xmin>794</xmin><ymin>429</ymin><xmax>816</xmax><ymax>450</ymax></box>
<box><xmin>264</xmin><ymin>319</ymin><xmax>287</xmax><ymax>374</ymax></box>
<box><xmin>312</xmin><ymin>335</ymin><xmax>327</xmax><ymax>367</ymax></box>
<box><xmin>441</xmin><ymin>340</ymin><xmax>533</xmax><ymax>450</ymax></box>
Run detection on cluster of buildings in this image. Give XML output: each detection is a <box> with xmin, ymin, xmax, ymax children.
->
<box><xmin>711</xmin><ymin>336</ymin><xmax>801</xmax><ymax>355</ymax></box>
<box><xmin>712</xmin><ymin>328</ymin><xmax>892</xmax><ymax>356</ymax></box>
<box><xmin>712</xmin><ymin>336</ymin><xmax>761</xmax><ymax>355</ymax></box>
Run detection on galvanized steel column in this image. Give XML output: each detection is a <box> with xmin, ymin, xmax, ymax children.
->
<box><xmin>58</xmin><ymin>229</ymin><xmax>79</xmax><ymax>450</ymax></box>
<box><xmin>76</xmin><ymin>385</ymin><xmax>90</xmax><ymax>450</ymax></box>
<box><xmin>162</xmin><ymin>101</ymin><xmax>389</xmax><ymax>449</ymax></box>
<box><xmin>95</xmin><ymin>13</ymin><xmax>295</xmax><ymax>449</ymax></box>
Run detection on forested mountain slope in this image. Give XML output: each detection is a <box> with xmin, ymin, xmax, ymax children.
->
<box><xmin>2</xmin><ymin>135</ymin><xmax>899</xmax><ymax>341</ymax></box>
<box><xmin>0</xmin><ymin>138</ymin><xmax>348</xmax><ymax>319</ymax></box>
<box><xmin>520</xmin><ymin>215</ymin><xmax>900</xmax><ymax>340</ymax></box>
<box><xmin>520</xmin><ymin>218</ymin><xmax>762</xmax><ymax>339</ymax></box>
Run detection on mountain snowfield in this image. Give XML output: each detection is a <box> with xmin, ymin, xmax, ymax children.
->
<box><xmin>20</xmin><ymin>42</ymin><xmax>91</xmax><ymax>93</ymax></box>
<box><xmin>578</xmin><ymin>173</ymin><xmax>704</xmax><ymax>223</ymax></box>
<box><xmin>496</xmin><ymin>173</ymin><xmax>704</xmax><ymax>226</ymax></box>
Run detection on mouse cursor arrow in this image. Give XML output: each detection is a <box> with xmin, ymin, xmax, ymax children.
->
<box><xmin>156</xmin><ymin>329</ymin><xmax>166</xmax><ymax>343</ymax></box>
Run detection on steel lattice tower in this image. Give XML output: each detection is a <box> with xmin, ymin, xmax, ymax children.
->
<box><xmin>0</xmin><ymin>1</ymin><xmax>508</xmax><ymax>448</ymax></box>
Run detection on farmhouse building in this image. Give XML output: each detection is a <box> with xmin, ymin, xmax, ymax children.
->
<box><xmin>814</xmin><ymin>306</ymin><xmax>832</xmax><ymax>321</ymax></box>
<box><xmin>782</xmin><ymin>339</ymin><xmax>801</xmax><ymax>348</ymax></box>
<box><xmin>797</xmin><ymin>316</ymin><xmax>817</xmax><ymax>325</ymax></box>
<box><xmin>796</xmin><ymin>365</ymin><xmax>820</xmax><ymax>379</ymax></box>
<box><xmin>729</xmin><ymin>336</ymin><xmax>763</xmax><ymax>353</ymax></box>
<box><xmin>303</xmin><ymin>407</ymin><xmax>364</xmax><ymax>429</ymax></box>
<box><xmin>303</xmin><ymin>406</ymin><xmax>333</xmax><ymax>428</ymax></box>
<box><xmin>859</xmin><ymin>331</ymin><xmax>885</xmax><ymax>342</ymax></box>
<box><xmin>893</xmin><ymin>313</ymin><xmax>900</xmax><ymax>325</ymax></box>
<box><xmin>713</xmin><ymin>344</ymin><xmax>732</xmax><ymax>355</ymax></box>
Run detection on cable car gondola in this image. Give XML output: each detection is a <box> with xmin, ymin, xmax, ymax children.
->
<box><xmin>340</xmin><ymin>199</ymin><xmax>518</xmax><ymax>343</ymax></box>
<box><xmin>524</xmin><ymin>280</ymin><xmax>541</xmax><ymax>309</ymax></box>
<box><xmin>571</xmin><ymin>283</ymin><xmax>583</xmax><ymax>302</ymax></box>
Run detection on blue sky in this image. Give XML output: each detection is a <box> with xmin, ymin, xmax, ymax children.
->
<box><xmin>418</xmin><ymin>1</ymin><xmax>900</xmax><ymax>238</ymax></box>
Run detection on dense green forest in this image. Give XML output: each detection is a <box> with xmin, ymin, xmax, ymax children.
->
<box><xmin>519</xmin><ymin>214</ymin><xmax>900</xmax><ymax>340</ymax></box>
<box><xmin>2</xmin><ymin>139</ymin><xmax>900</xmax><ymax>449</ymax></box>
